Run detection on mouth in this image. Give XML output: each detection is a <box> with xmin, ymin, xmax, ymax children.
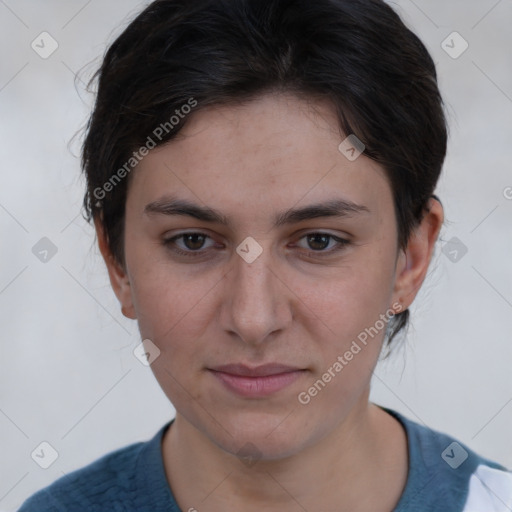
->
<box><xmin>208</xmin><ymin>363</ymin><xmax>307</xmax><ymax>398</ymax></box>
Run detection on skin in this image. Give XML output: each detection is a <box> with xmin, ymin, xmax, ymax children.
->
<box><xmin>96</xmin><ymin>92</ymin><xmax>443</xmax><ymax>511</ymax></box>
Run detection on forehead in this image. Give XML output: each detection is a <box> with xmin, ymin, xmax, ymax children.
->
<box><xmin>127</xmin><ymin>93</ymin><xmax>392</xmax><ymax>223</ymax></box>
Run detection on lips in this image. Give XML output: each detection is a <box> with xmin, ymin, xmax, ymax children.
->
<box><xmin>210</xmin><ymin>363</ymin><xmax>302</xmax><ymax>377</ymax></box>
<box><xmin>208</xmin><ymin>363</ymin><xmax>306</xmax><ymax>397</ymax></box>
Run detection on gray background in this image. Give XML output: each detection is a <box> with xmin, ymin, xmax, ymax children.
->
<box><xmin>1</xmin><ymin>1</ymin><xmax>511</xmax><ymax>510</ymax></box>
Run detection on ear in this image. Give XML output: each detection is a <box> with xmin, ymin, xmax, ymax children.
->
<box><xmin>391</xmin><ymin>197</ymin><xmax>444</xmax><ymax>310</ymax></box>
<box><xmin>94</xmin><ymin>218</ymin><xmax>137</xmax><ymax>320</ymax></box>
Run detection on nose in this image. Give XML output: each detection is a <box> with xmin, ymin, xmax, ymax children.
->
<box><xmin>219</xmin><ymin>248</ymin><xmax>292</xmax><ymax>346</ymax></box>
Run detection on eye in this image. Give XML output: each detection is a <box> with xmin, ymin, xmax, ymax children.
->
<box><xmin>163</xmin><ymin>232</ymin><xmax>217</xmax><ymax>256</ymax></box>
<box><xmin>295</xmin><ymin>232</ymin><xmax>350</xmax><ymax>254</ymax></box>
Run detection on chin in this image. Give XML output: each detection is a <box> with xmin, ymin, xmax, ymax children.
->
<box><xmin>204</xmin><ymin>409</ymin><xmax>316</xmax><ymax>462</ymax></box>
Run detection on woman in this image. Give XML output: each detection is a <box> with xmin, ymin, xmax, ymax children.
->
<box><xmin>19</xmin><ymin>0</ymin><xmax>512</xmax><ymax>510</ymax></box>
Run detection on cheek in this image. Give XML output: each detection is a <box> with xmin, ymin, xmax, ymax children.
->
<box><xmin>296</xmin><ymin>256</ymin><xmax>396</xmax><ymax>339</ymax></box>
<box><xmin>294</xmin><ymin>269</ymin><xmax>394</xmax><ymax>415</ymax></box>
<box><xmin>126</xmin><ymin>244</ymin><xmax>218</xmax><ymax>345</ymax></box>
<box><xmin>133</xmin><ymin>280</ymin><xmax>212</xmax><ymax>343</ymax></box>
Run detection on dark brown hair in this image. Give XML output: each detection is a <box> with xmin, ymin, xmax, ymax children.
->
<box><xmin>81</xmin><ymin>0</ymin><xmax>447</xmax><ymax>350</ymax></box>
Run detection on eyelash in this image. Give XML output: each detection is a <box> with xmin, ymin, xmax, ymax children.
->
<box><xmin>162</xmin><ymin>232</ymin><xmax>350</xmax><ymax>258</ymax></box>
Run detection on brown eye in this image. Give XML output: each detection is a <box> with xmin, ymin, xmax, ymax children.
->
<box><xmin>163</xmin><ymin>232</ymin><xmax>217</xmax><ymax>257</ymax></box>
<box><xmin>306</xmin><ymin>234</ymin><xmax>331</xmax><ymax>251</ymax></box>
<box><xmin>295</xmin><ymin>232</ymin><xmax>350</xmax><ymax>255</ymax></box>
<box><xmin>182</xmin><ymin>233</ymin><xmax>207</xmax><ymax>250</ymax></box>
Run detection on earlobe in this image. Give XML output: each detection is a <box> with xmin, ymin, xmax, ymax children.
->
<box><xmin>94</xmin><ymin>218</ymin><xmax>137</xmax><ymax>320</ymax></box>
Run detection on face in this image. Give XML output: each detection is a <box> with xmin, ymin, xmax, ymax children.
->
<box><xmin>101</xmin><ymin>93</ymin><xmax>427</xmax><ymax>460</ymax></box>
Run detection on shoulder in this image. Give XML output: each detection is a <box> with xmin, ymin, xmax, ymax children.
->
<box><xmin>383</xmin><ymin>407</ymin><xmax>512</xmax><ymax>512</ymax></box>
<box><xmin>17</xmin><ymin>440</ymin><xmax>146</xmax><ymax>512</ymax></box>
<box><xmin>17</xmin><ymin>422</ymin><xmax>176</xmax><ymax>512</ymax></box>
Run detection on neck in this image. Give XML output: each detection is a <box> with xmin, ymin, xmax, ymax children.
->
<box><xmin>161</xmin><ymin>394</ymin><xmax>408</xmax><ymax>511</ymax></box>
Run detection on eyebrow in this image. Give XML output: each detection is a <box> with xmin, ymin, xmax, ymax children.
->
<box><xmin>143</xmin><ymin>196</ymin><xmax>370</xmax><ymax>227</ymax></box>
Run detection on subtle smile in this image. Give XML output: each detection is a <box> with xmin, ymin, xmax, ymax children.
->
<box><xmin>208</xmin><ymin>364</ymin><xmax>308</xmax><ymax>398</ymax></box>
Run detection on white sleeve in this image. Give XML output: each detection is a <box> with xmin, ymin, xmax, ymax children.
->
<box><xmin>463</xmin><ymin>465</ymin><xmax>512</xmax><ymax>512</ymax></box>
